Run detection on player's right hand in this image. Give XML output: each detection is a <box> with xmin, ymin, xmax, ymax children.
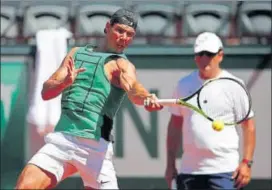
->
<box><xmin>63</xmin><ymin>56</ymin><xmax>86</xmax><ymax>87</ymax></box>
<box><xmin>165</xmin><ymin>165</ymin><xmax>178</xmax><ymax>189</ymax></box>
<box><xmin>144</xmin><ymin>94</ymin><xmax>164</xmax><ymax>112</ymax></box>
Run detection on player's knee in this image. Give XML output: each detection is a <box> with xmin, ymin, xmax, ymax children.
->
<box><xmin>15</xmin><ymin>173</ymin><xmax>55</xmax><ymax>189</ymax></box>
<box><xmin>15</xmin><ymin>164</ymin><xmax>56</xmax><ymax>189</ymax></box>
<box><xmin>15</xmin><ymin>176</ymin><xmax>37</xmax><ymax>189</ymax></box>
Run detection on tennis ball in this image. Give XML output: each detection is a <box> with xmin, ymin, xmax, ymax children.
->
<box><xmin>212</xmin><ymin>120</ymin><xmax>224</xmax><ymax>131</ymax></box>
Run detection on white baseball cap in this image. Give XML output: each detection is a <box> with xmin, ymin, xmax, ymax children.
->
<box><xmin>194</xmin><ymin>32</ymin><xmax>223</xmax><ymax>54</ymax></box>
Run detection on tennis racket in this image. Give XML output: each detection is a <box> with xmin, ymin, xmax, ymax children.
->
<box><xmin>157</xmin><ymin>77</ymin><xmax>252</xmax><ymax>126</ymax></box>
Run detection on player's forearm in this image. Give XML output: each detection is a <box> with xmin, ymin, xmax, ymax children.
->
<box><xmin>127</xmin><ymin>82</ymin><xmax>151</xmax><ymax>105</ymax></box>
<box><xmin>166</xmin><ymin>122</ymin><xmax>182</xmax><ymax>167</ymax></box>
<box><xmin>241</xmin><ymin>118</ymin><xmax>256</xmax><ymax>161</ymax></box>
<box><xmin>41</xmin><ymin>79</ymin><xmax>67</xmax><ymax>100</ymax></box>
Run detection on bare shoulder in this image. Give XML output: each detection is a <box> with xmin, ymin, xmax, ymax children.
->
<box><xmin>104</xmin><ymin>57</ymin><xmax>136</xmax><ymax>88</ymax></box>
<box><xmin>116</xmin><ymin>58</ymin><xmax>136</xmax><ymax>72</ymax></box>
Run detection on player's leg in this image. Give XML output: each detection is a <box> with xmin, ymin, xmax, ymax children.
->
<box><xmin>207</xmin><ymin>172</ymin><xmax>236</xmax><ymax>189</ymax></box>
<box><xmin>15</xmin><ymin>164</ymin><xmax>57</xmax><ymax>189</ymax></box>
<box><xmin>98</xmin><ymin>142</ymin><xmax>119</xmax><ymax>189</ymax></box>
<box><xmin>60</xmin><ymin>163</ymin><xmax>78</xmax><ymax>181</ymax></box>
<box><xmin>15</xmin><ymin>144</ymin><xmax>66</xmax><ymax>189</ymax></box>
<box><xmin>16</xmin><ymin>132</ymin><xmax>76</xmax><ymax>189</ymax></box>
<box><xmin>84</xmin><ymin>186</ymin><xmax>98</xmax><ymax>190</ymax></box>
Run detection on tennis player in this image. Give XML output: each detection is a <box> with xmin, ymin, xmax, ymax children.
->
<box><xmin>15</xmin><ymin>8</ymin><xmax>163</xmax><ymax>190</ymax></box>
<box><xmin>165</xmin><ymin>32</ymin><xmax>256</xmax><ymax>190</ymax></box>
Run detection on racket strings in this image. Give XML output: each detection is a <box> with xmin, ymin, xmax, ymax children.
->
<box><xmin>201</xmin><ymin>95</ymin><xmax>234</xmax><ymax>123</ymax></box>
<box><xmin>198</xmin><ymin>79</ymin><xmax>250</xmax><ymax>125</ymax></box>
<box><xmin>233</xmin><ymin>87</ymin><xmax>251</xmax><ymax>122</ymax></box>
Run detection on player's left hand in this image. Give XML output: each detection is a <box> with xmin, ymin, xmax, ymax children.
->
<box><xmin>63</xmin><ymin>56</ymin><xmax>86</xmax><ymax>87</ymax></box>
<box><xmin>144</xmin><ymin>94</ymin><xmax>164</xmax><ymax>112</ymax></box>
<box><xmin>232</xmin><ymin>162</ymin><xmax>252</xmax><ymax>189</ymax></box>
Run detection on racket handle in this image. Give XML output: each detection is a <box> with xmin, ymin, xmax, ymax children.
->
<box><xmin>156</xmin><ymin>99</ymin><xmax>179</xmax><ymax>106</ymax></box>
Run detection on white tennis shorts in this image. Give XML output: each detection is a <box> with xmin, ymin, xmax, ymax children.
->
<box><xmin>98</xmin><ymin>142</ymin><xmax>119</xmax><ymax>189</ymax></box>
<box><xmin>28</xmin><ymin>132</ymin><xmax>109</xmax><ymax>189</ymax></box>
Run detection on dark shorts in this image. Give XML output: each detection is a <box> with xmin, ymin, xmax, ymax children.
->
<box><xmin>176</xmin><ymin>172</ymin><xmax>240</xmax><ymax>190</ymax></box>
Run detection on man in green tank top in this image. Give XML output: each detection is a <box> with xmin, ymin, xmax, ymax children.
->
<box><xmin>16</xmin><ymin>8</ymin><xmax>163</xmax><ymax>190</ymax></box>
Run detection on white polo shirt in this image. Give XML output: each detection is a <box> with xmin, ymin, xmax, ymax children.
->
<box><xmin>169</xmin><ymin>70</ymin><xmax>254</xmax><ymax>174</ymax></box>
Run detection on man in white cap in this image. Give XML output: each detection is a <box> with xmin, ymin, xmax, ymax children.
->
<box><xmin>164</xmin><ymin>32</ymin><xmax>256</xmax><ymax>190</ymax></box>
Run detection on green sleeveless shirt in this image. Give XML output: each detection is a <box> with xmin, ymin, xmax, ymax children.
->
<box><xmin>54</xmin><ymin>46</ymin><xmax>127</xmax><ymax>141</ymax></box>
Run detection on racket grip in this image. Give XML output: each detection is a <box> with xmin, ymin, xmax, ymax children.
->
<box><xmin>156</xmin><ymin>99</ymin><xmax>179</xmax><ymax>106</ymax></box>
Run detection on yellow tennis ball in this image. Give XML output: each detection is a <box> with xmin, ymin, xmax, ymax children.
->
<box><xmin>212</xmin><ymin>120</ymin><xmax>224</xmax><ymax>131</ymax></box>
